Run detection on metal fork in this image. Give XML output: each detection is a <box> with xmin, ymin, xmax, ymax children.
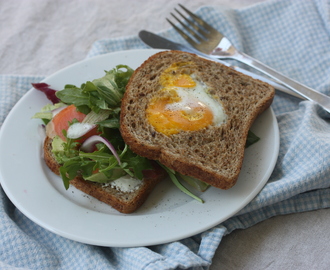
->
<box><xmin>167</xmin><ymin>4</ymin><xmax>330</xmax><ymax>113</ymax></box>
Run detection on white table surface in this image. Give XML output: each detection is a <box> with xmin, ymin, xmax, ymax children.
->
<box><xmin>1</xmin><ymin>0</ymin><xmax>330</xmax><ymax>269</ymax></box>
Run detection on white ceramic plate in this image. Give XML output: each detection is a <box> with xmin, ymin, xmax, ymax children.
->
<box><xmin>0</xmin><ymin>49</ymin><xmax>279</xmax><ymax>247</ymax></box>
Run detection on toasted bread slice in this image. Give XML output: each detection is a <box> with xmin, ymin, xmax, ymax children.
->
<box><xmin>43</xmin><ymin>136</ymin><xmax>166</xmax><ymax>213</ymax></box>
<box><xmin>120</xmin><ymin>51</ymin><xmax>275</xmax><ymax>190</ymax></box>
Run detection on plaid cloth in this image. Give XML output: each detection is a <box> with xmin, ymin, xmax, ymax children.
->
<box><xmin>1</xmin><ymin>0</ymin><xmax>330</xmax><ymax>269</ymax></box>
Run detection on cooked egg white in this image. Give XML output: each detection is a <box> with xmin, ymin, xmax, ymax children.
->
<box><xmin>146</xmin><ymin>62</ymin><xmax>227</xmax><ymax>136</ymax></box>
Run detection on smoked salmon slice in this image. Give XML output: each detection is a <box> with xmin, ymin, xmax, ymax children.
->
<box><xmin>52</xmin><ymin>104</ymin><xmax>98</xmax><ymax>142</ymax></box>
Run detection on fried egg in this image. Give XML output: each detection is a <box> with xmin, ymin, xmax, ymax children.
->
<box><xmin>146</xmin><ymin>62</ymin><xmax>227</xmax><ymax>136</ymax></box>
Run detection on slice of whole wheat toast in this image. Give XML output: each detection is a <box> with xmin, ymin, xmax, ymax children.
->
<box><xmin>43</xmin><ymin>136</ymin><xmax>166</xmax><ymax>213</ymax></box>
<box><xmin>120</xmin><ymin>51</ymin><xmax>275</xmax><ymax>190</ymax></box>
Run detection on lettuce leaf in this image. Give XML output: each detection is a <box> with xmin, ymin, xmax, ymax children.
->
<box><xmin>246</xmin><ymin>130</ymin><xmax>260</xmax><ymax>148</ymax></box>
<box><xmin>55</xmin><ymin>65</ymin><xmax>133</xmax><ymax>114</ymax></box>
<box><xmin>57</xmin><ymin>138</ymin><xmax>152</xmax><ymax>189</ymax></box>
<box><xmin>48</xmin><ymin>65</ymin><xmax>152</xmax><ymax>189</ymax></box>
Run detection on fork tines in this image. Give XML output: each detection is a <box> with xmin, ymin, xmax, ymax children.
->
<box><xmin>166</xmin><ymin>4</ymin><xmax>218</xmax><ymax>45</ymax></box>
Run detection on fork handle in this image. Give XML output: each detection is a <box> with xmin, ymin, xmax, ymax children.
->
<box><xmin>231</xmin><ymin>52</ymin><xmax>330</xmax><ymax>113</ymax></box>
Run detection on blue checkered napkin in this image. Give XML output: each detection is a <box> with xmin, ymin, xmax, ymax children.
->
<box><xmin>1</xmin><ymin>0</ymin><xmax>330</xmax><ymax>269</ymax></box>
<box><xmin>0</xmin><ymin>75</ymin><xmax>45</xmax><ymax>127</ymax></box>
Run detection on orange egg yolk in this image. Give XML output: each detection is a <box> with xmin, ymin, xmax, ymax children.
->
<box><xmin>161</xmin><ymin>73</ymin><xmax>197</xmax><ymax>88</ymax></box>
<box><xmin>146</xmin><ymin>69</ymin><xmax>214</xmax><ymax>136</ymax></box>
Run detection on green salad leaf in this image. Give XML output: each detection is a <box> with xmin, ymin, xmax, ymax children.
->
<box><xmin>158</xmin><ymin>163</ymin><xmax>204</xmax><ymax>203</ymax></box>
<box><xmin>47</xmin><ymin>65</ymin><xmax>152</xmax><ymax>189</ymax></box>
<box><xmin>246</xmin><ymin>130</ymin><xmax>260</xmax><ymax>148</ymax></box>
<box><xmin>32</xmin><ymin>102</ymin><xmax>67</xmax><ymax>124</ymax></box>
<box><xmin>57</xmin><ymin>136</ymin><xmax>152</xmax><ymax>189</ymax></box>
<box><xmin>55</xmin><ymin>65</ymin><xmax>133</xmax><ymax>114</ymax></box>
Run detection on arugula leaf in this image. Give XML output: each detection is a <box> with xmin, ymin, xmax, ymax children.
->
<box><xmin>158</xmin><ymin>163</ymin><xmax>204</xmax><ymax>203</ymax></box>
<box><xmin>85</xmin><ymin>169</ymin><xmax>127</xmax><ymax>183</ymax></box>
<box><xmin>97</xmin><ymin>118</ymin><xmax>120</xmax><ymax>129</ymax></box>
<box><xmin>114</xmin><ymin>64</ymin><xmax>134</xmax><ymax>90</ymax></box>
<box><xmin>178</xmin><ymin>173</ymin><xmax>210</xmax><ymax>192</ymax></box>
<box><xmin>55</xmin><ymin>65</ymin><xmax>133</xmax><ymax>115</ymax></box>
<box><xmin>246</xmin><ymin>130</ymin><xmax>260</xmax><ymax>148</ymax></box>
<box><xmin>92</xmin><ymin>66</ymin><xmax>133</xmax><ymax>106</ymax></box>
<box><xmin>120</xmin><ymin>145</ymin><xmax>153</xmax><ymax>180</ymax></box>
<box><xmin>59</xmin><ymin>158</ymin><xmax>82</xmax><ymax>189</ymax></box>
<box><xmin>124</xmin><ymin>155</ymin><xmax>152</xmax><ymax>180</ymax></box>
<box><xmin>53</xmin><ymin>124</ymin><xmax>153</xmax><ymax>189</ymax></box>
<box><xmin>56</xmin><ymin>85</ymin><xmax>90</xmax><ymax>107</ymax></box>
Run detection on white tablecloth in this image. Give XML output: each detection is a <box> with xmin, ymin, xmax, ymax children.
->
<box><xmin>1</xmin><ymin>0</ymin><xmax>330</xmax><ymax>269</ymax></box>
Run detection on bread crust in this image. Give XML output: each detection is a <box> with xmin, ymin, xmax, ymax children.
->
<box><xmin>43</xmin><ymin>136</ymin><xmax>166</xmax><ymax>213</ymax></box>
<box><xmin>120</xmin><ymin>51</ymin><xmax>275</xmax><ymax>189</ymax></box>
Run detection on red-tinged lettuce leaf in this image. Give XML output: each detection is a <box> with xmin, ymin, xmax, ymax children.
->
<box><xmin>32</xmin><ymin>82</ymin><xmax>60</xmax><ymax>104</ymax></box>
